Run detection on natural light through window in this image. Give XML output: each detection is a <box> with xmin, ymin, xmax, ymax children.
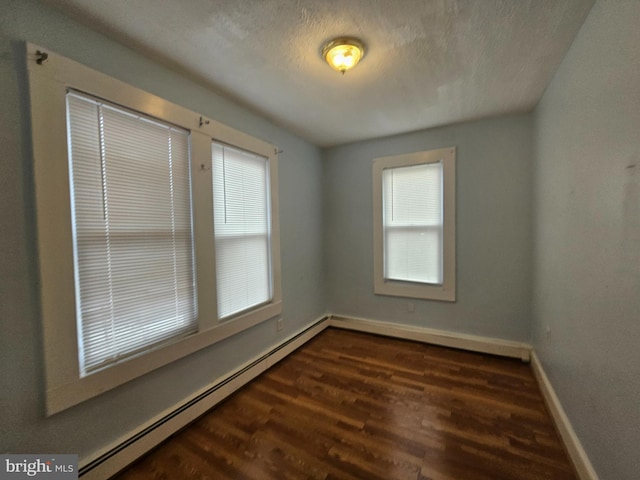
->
<box><xmin>66</xmin><ymin>91</ymin><xmax>197</xmax><ymax>375</ymax></box>
<box><xmin>373</xmin><ymin>147</ymin><xmax>456</xmax><ymax>302</ymax></box>
<box><xmin>212</xmin><ymin>143</ymin><xmax>272</xmax><ymax>319</ymax></box>
<box><xmin>382</xmin><ymin>161</ymin><xmax>443</xmax><ymax>285</ymax></box>
<box><xmin>28</xmin><ymin>44</ymin><xmax>282</xmax><ymax>413</ymax></box>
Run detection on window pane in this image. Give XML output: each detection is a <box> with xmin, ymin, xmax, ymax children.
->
<box><xmin>212</xmin><ymin>142</ymin><xmax>272</xmax><ymax>319</ymax></box>
<box><xmin>67</xmin><ymin>91</ymin><xmax>197</xmax><ymax>375</ymax></box>
<box><xmin>382</xmin><ymin>162</ymin><xmax>443</xmax><ymax>284</ymax></box>
<box><xmin>385</xmin><ymin>227</ymin><xmax>442</xmax><ymax>283</ymax></box>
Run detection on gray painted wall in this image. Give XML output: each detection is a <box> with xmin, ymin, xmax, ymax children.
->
<box><xmin>3</xmin><ymin>0</ymin><xmax>638</xmax><ymax>477</ymax></box>
<box><xmin>0</xmin><ymin>0</ymin><xmax>324</xmax><ymax>458</ymax></box>
<box><xmin>323</xmin><ymin>115</ymin><xmax>533</xmax><ymax>341</ymax></box>
<box><xmin>532</xmin><ymin>1</ymin><xmax>640</xmax><ymax>479</ymax></box>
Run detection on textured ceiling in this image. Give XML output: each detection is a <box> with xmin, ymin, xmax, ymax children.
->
<box><xmin>43</xmin><ymin>0</ymin><xmax>594</xmax><ymax>147</ymax></box>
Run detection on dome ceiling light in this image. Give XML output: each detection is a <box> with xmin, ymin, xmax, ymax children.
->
<box><xmin>322</xmin><ymin>37</ymin><xmax>365</xmax><ymax>74</ymax></box>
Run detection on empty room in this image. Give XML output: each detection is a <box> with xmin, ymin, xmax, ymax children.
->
<box><xmin>1</xmin><ymin>1</ymin><xmax>638</xmax><ymax>479</ymax></box>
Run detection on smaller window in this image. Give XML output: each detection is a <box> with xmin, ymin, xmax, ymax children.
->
<box><xmin>212</xmin><ymin>142</ymin><xmax>273</xmax><ymax>320</ymax></box>
<box><xmin>373</xmin><ymin>147</ymin><xmax>456</xmax><ymax>301</ymax></box>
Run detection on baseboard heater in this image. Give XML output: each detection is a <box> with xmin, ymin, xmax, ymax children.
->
<box><xmin>79</xmin><ymin>316</ymin><xmax>330</xmax><ymax>478</ymax></box>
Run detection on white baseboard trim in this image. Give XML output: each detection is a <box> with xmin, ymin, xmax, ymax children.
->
<box><xmin>79</xmin><ymin>316</ymin><xmax>330</xmax><ymax>480</ymax></box>
<box><xmin>530</xmin><ymin>352</ymin><xmax>599</xmax><ymax>480</ymax></box>
<box><xmin>329</xmin><ymin>314</ymin><xmax>532</xmax><ymax>361</ymax></box>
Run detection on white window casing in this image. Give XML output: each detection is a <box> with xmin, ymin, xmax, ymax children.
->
<box><xmin>27</xmin><ymin>43</ymin><xmax>281</xmax><ymax>414</ymax></box>
<box><xmin>373</xmin><ymin>147</ymin><xmax>456</xmax><ymax>301</ymax></box>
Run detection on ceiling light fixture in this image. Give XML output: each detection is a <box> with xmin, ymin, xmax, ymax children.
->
<box><xmin>322</xmin><ymin>37</ymin><xmax>365</xmax><ymax>74</ymax></box>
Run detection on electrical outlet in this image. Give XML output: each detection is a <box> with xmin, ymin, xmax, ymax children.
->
<box><xmin>407</xmin><ymin>302</ymin><xmax>415</xmax><ymax>313</ymax></box>
<box><xmin>277</xmin><ymin>318</ymin><xmax>284</xmax><ymax>331</ymax></box>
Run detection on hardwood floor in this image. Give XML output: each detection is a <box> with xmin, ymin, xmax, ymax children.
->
<box><xmin>113</xmin><ymin>328</ymin><xmax>577</xmax><ymax>480</ymax></box>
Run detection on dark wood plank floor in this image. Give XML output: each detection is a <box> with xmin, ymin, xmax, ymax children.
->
<box><xmin>113</xmin><ymin>328</ymin><xmax>577</xmax><ymax>480</ymax></box>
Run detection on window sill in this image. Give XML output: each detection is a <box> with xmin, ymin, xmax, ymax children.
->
<box><xmin>374</xmin><ymin>279</ymin><xmax>456</xmax><ymax>302</ymax></box>
<box><xmin>46</xmin><ymin>300</ymin><xmax>282</xmax><ymax>415</ymax></box>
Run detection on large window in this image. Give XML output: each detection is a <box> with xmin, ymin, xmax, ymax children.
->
<box><xmin>27</xmin><ymin>43</ymin><xmax>281</xmax><ymax>414</ymax></box>
<box><xmin>373</xmin><ymin>147</ymin><xmax>456</xmax><ymax>301</ymax></box>
<box><xmin>67</xmin><ymin>91</ymin><xmax>197</xmax><ymax>375</ymax></box>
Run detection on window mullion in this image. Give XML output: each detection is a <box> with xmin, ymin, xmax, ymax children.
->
<box><xmin>190</xmin><ymin>131</ymin><xmax>218</xmax><ymax>330</ymax></box>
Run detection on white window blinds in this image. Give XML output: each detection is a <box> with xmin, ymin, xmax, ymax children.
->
<box><xmin>212</xmin><ymin>142</ymin><xmax>272</xmax><ymax>319</ymax></box>
<box><xmin>382</xmin><ymin>161</ymin><xmax>443</xmax><ymax>285</ymax></box>
<box><xmin>66</xmin><ymin>91</ymin><xmax>197</xmax><ymax>375</ymax></box>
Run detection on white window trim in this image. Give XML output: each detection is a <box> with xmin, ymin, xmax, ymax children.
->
<box><xmin>372</xmin><ymin>147</ymin><xmax>456</xmax><ymax>302</ymax></box>
<box><xmin>27</xmin><ymin>43</ymin><xmax>282</xmax><ymax>415</ymax></box>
